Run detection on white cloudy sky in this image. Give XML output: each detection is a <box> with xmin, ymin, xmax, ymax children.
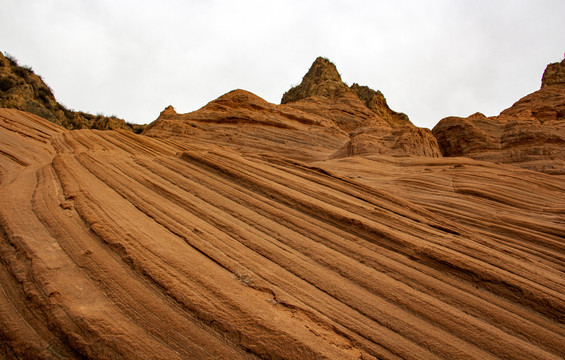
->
<box><xmin>2</xmin><ymin>0</ymin><xmax>564</xmax><ymax>128</ymax></box>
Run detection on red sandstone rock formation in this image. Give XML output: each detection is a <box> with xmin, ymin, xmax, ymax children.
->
<box><xmin>143</xmin><ymin>89</ymin><xmax>349</xmax><ymax>162</ymax></box>
<box><xmin>2</xmin><ymin>107</ymin><xmax>564</xmax><ymax>359</ymax></box>
<box><xmin>145</xmin><ymin>57</ymin><xmax>441</xmax><ymax>159</ymax></box>
<box><xmin>1</xmin><ymin>56</ymin><xmax>564</xmax><ymax>360</ymax></box>
<box><xmin>282</xmin><ymin>57</ymin><xmax>441</xmax><ymax>158</ymax></box>
<box><xmin>433</xmin><ymin>59</ymin><xmax>565</xmax><ymax>174</ymax></box>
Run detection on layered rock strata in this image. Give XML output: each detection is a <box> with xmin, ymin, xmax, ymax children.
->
<box><xmin>1</xmin><ymin>107</ymin><xmax>564</xmax><ymax>359</ymax></box>
<box><xmin>433</xmin><ymin>59</ymin><xmax>565</xmax><ymax>174</ymax></box>
<box><xmin>146</xmin><ymin>57</ymin><xmax>441</xmax><ymax>160</ymax></box>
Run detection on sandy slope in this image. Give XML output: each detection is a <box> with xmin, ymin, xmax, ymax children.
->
<box><xmin>1</xmin><ymin>108</ymin><xmax>564</xmax><ymax>359</ymax></box>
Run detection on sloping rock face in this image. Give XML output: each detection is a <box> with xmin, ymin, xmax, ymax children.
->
<box><xmin>3</xmin><ymin>56</ymin><xmax>565</xmax><ymax>360</ymax></box>
<box><xmin>143</xmin><ymin>89</ymin><xmax>349</xmax><ymax>161</ymax></box>
<box><xmin>2</xmin><ymin>107</ymin><xmax>565</xmax><ymax>359</ymax></box>
<box><xmin>350</xmin><ymin>83</ymin><xmax>412</xmax><ymax>128</ymax></box>
<box><xmin>0</xmin><ymin>52</ymin><xmax>144</xmax><ymax>132</ymax></box>
<box><xmin>146</xmin><ymin>57</ymin><xmax>441</xmax><ymax>160</ymax></box>
<box><xmin>433</xmin><ymin>60</ymin><xmax>565</xmax><ymax>174</ymax></box>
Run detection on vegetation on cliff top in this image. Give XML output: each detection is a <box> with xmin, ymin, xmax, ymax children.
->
<box><xmin>0</xmin><ymin>51</ymin><xmax>145</xmax><ymax>132</ymax></box>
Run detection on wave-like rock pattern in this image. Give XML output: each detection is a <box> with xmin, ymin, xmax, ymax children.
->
<box><xmin>1</xmin><ymin>108</ymin><xmax>564</xmax><ymax>359</ymax></box>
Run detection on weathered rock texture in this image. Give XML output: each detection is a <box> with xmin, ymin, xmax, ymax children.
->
<box><xmin>0</xmin><ymin>52</ymin><xmax>144</xmax><ymax>132</ymax></box>
<box><xmin>143</xmin><ymin>89</ymin><xmax>349</xmax><ymax>162</ymax></box>
<box><xmin>1</xmin><ymin>56</ymin><xmax>565</xmax><ymax>360</ymax></box>
<box><xmin>281</xmin><ymin>57</ymin><xmax>440</xmax><ymax>158</ymax></box>
<box><xmin>542</xmin><ymin>59</ymin><xmax>565</xmax><ymax>87</ymax></box>
<box><xmin>146</xmin><ymin>57</ymin><xmax>441</xmax><ymax>160</ymax></box>
<box><xmin>2</xmin><ymin>106</ymin><xmax>564</xmax><ymax>359</ymax></box>
<box><xmin>433</xmin><ymin>60</ymin><xmax>565</xmax><ymax>174</ymax></box>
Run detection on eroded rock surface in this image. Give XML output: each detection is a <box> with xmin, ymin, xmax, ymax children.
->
<box><xmin>1</xmin><ymin>56</ymin><xmax>564</xmax><ymax>360</ymax></box>
<box><xmin>143</xmin><ymin>89</ymin><xmax>349</xmax><ymax>162</ymax></box>
<box><xmin>433</xmin><ymin>60</ymin><xmax>565</xmax><ymax>174</ymax></box>
<box><xmin>146</xmin><ymin>57</ymin><xmax>441</xmax><ymax>160</ymax></box>
<box><xmin>1</xmin><ymin>107</ymin><xmax>564</xmax><ymax>359</ymax></box>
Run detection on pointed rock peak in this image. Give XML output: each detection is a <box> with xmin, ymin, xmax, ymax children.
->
<box><xmin>281</xmin><ymin>57</ymin><xmax>349</xmax><ymax>104</ymax></box>
<box><xmin>541</xmin><ymin>58</ymin><xmax>565</xmax><ymax>88</ymax></box>
<box><xmin>158</xmin><ymin>105</ymin><xmax>177</xmax><ymax>118</ymax></box>
<box><xmin>304</xmin><ymin>57</ymin><xmax>343</xmax><ymax>84</ymax></box>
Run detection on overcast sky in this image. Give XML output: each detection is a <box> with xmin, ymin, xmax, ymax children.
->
<box><xmin>2</xmin><ymin>0</ymin><xmax>564</xmax><ymax>128</ymax></box>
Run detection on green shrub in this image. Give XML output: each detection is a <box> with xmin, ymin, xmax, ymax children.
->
<box><xmin>4</xmin><ymin>52</ymin><xmax>18</xmax><ymax>66</ymax></box>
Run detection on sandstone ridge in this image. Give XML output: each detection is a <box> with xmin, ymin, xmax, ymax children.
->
<box><xmin>1</xmin><ymin>106</ymin><xmax>564</xmax><ymax>359</ymax></box>
<box><xmin>1</xmin><ymin>53</ymin><xmax>565</xmax><ymax>359</ymax></box>
<box><xmin>433</xmin><ymin>59</ymin><xmax>565</xmax><ymax>174</ymax></box>
<box><xmin>146</xmin><ymin>58</ymin><xmax>441</xmax><ymax>159</ymax></box>
<box><xmin>143</xmin><ymin>88</ymin><xmax>348</xmax><ymax>161</ymax></box>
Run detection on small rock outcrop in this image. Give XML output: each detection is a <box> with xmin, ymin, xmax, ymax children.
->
<box><xmin>350</xmin><ymin>84</ymin><xmax>412</xmax><ymax>128</ymax></box>
<box><xmin>158</xmin><ymin>105</ymin><xmax>178</xmax><ymax>119</ymax></box>
<box><xmin>281</xmin><ymin>57</ymin><xmax>413</xmax><ymax>129</ymax></box>
<box><xmin>433</xmin><ymin>60</ymin><xmax>565</xmax><ymax>174</ymax></box>
<box><xmin>281</xmin><ymin>57</ymin><xmax>349</xmax><ymax>103</ymax></box>
<box><xmin>0</xmin><ymin>51</ymin><xmax>144</xmax><ymax>132</ymax></box>
<box><xmin>542</xmin><ymin>58</ymin><xmax>565</xmax><ymax>87</ymax></box>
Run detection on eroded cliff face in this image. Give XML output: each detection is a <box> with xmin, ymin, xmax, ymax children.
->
<box><xmin>433</xmin><ymin>59</ymin><xmax>565</xmax><ymax>174</ymax></box>
<box><xmin>145</xmin><ymin>57</ymin><xmax>441</xmax><ymax>160</ymax></box>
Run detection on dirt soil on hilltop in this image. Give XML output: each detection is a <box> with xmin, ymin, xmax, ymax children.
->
<box><xmin>0</xmin><ymin>52</ymin><xmax>144</xmax><ymax>132</ymax></box>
